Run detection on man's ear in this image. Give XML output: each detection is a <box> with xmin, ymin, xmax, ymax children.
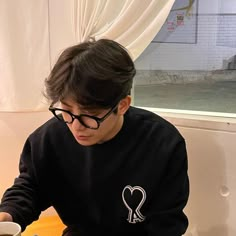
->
<box><xmin>117</xmin><ymin>95</ymin><xmax>131</xmax><ymax>115</ymax></box>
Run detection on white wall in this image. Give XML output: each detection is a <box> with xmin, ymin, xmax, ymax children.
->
<box><xmin>219</xmin><ymin>0</ymin><xmax>236</xmax><ymax>14</ymax></box>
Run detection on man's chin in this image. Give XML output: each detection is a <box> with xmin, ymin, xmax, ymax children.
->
<box><xmin>74</xmin><ymin>136</ymin><xmax>97</xmax><ymax>146</ymax></box>
<box><xmin>76</xmin><ymin>139</ymin><xmax>94</xmax><ymax>146</ymax></box>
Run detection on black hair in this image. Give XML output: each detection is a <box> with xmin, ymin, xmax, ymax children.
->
<box><xmin>44</xmin><ymin>38</ymin><xmax>136</xmax><ymax>108</ymax></box>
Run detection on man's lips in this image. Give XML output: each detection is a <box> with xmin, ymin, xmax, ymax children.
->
<box><xmin>75</xmin><ymin>135</ymin><xmax>91</xmax><ymax>140</ymax></box>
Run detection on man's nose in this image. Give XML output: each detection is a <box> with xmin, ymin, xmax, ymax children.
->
<box><xmin>71</xmin><ymin>118</ymin><xmax>86</xmax><ymax>131</ymax></box>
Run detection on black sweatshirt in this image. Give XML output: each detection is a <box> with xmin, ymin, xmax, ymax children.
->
<box><xmin>0</xmin><ymin>106</ymin><xmax>189</xmax><ymax>235</ymax></box>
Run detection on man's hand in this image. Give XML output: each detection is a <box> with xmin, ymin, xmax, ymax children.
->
<box><xmin>0</xmin><ymin>212</ymin><xmax>13</xmax><ymax>221</ymax></box>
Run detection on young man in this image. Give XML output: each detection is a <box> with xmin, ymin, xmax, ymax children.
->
<box><xmin>0</xmin><ymin>39</ymin><xmax>189</xmax><ymax>235</ymax></box>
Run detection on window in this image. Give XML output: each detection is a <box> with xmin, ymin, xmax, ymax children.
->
<box><xmin>134</xmin><ymin>0</ymin><xmax>236</xmax><ymax>116</ymax></box>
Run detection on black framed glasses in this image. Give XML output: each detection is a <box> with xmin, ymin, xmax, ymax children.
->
<box><xmin>49</xmin><ymin>103</ymin><xmax>118</xmax><ymax>130</ymax></box>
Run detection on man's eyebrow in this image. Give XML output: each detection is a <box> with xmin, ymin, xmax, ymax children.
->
<box><xmin>60</xmin><ymin>101</ymin><xmax>101</xmax><ymax>112</ymax></box>
<box><xmin>60</xmin><ymin>101</ymin><xmax>73</xmax><ymax>107</ymax></box>
<box><xmin>60</xmin><ymin>101</ymin><xmax>92</xmax><ymax>111</ymax></box>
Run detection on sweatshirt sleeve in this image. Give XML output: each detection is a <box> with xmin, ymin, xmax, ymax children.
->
<box><xmin>146</xmin><ymin>138</ymin><xmax>189</xmax><ymax>236</ymax></box>
<box><xmin>0</xmin><ymin>138</ymin><xmax>51</xmax><ymax>231</ymax></box>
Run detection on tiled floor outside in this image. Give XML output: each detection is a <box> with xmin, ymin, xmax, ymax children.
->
<box><xmin>134</xmin><ymin>80</ymin><xmax>236</xmax><ymax>114</ymax></box>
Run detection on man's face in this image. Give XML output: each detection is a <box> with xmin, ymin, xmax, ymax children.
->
<box><xmin>59</xmin><ymin>97</ymin><xmax>130</xmax><ymax>146</ymax></box>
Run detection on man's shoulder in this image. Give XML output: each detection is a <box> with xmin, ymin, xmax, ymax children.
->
<box><xmin>128</xmin><ymin>106</ymin><xmax>163</xmax><ymax>120</ymax></box>
<box><xmin>127</xmin><ymin>106</ymin><xmax>183</xmax><ymax>140</ymax></box>
<box><xmin>127</xmin><ymin>106</ymin><xmax>175</xmax><ymax>128</ymax></box>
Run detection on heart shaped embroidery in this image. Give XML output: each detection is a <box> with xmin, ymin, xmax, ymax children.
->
<box><xmin>122</xmin><ymin>185</ymin><xmax>146</xmax><ymax>223</ymax></box>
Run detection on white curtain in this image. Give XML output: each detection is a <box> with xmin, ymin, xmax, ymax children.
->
<box><xmin>0</xmin><ymin>0</ymin><xmax>175</xmax><ymax>112</ymax></box>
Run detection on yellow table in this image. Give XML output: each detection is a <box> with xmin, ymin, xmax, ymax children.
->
<box><xmin>22</xmin><ymin>215</ymin><xmax>65</xmax><ymax>236</ymax></box>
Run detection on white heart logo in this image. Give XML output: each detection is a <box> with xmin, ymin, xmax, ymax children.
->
<box><xmin>122</xmin><ymin>185</ymin><xmax>146</xmax><ymax>224</ymax></box>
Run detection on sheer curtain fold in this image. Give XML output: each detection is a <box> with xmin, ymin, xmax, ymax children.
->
<box><xmin>0</xmin><ymin>0</ymin><xmax>50</xmax><ymax>112</ymax></box>
<box><xmin>90</xmin><ymin>0</ymin><xmax>175</xmax><ymax>59</ymax></box>
<box><xmin>0</xmin><ymin>0</ymin><xmax>174</xmax><ymax>111</ymax></box>
<box><xmin>76</xmin><ymin>0</ymin><xmax>107</xmax><ymax>42</ymax></box>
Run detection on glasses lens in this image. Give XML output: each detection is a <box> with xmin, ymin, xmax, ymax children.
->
<box><xmin>53</xmin><ymin>109</ymin><xmax>98</xmax><ymax>128</ymax></box>
<box><xmin>80</xmin><ymin>116</ymin><xmax>98</xmax><ymax>129</ymax></box>
<box><xmin>54</xmin><ymin>110</ymin><xmax>73</xmax><ymax>123</ymax></box>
